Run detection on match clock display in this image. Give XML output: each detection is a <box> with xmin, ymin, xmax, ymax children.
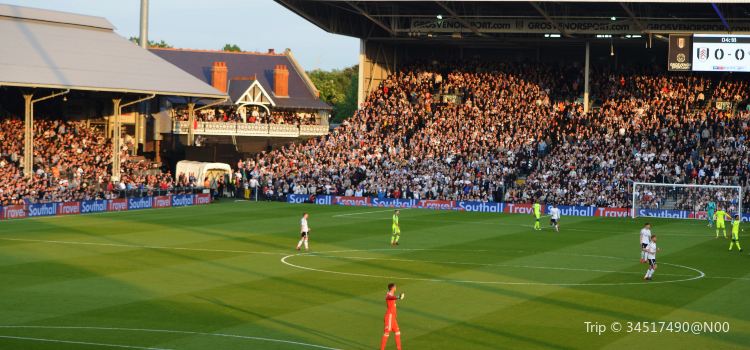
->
<box><xmin>692</xmin><ymin>34</ymin><xmax>750</xmax><ymax>72</ymax></box>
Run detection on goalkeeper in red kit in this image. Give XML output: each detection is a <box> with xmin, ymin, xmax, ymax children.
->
<box><xmin>380</xmin><ymin>283</ymin><xmax>405</xmax><ymax>350</ymax></box>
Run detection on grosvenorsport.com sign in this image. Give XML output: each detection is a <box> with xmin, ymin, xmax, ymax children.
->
<box><xmin>408</xmin><ymin>19</ymin><xmax>750</xmax><ymax>35</ymax></box>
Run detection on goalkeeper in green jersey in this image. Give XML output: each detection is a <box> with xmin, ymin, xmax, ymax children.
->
<box><xmin>533</xmin><ymin>201</ymin><xmax>542</xmax><ymax>231</ymax></box>
<box><xmin>706</xmin><ymin>201</ymin><xmax>717</xmax><ymax>227</ymax></box>
<box><xmin>391</xmin><ymin>210</ymin><xmax>401</xmax><ymax>246</ymax></box>
<box><xmin>729</xmin><ymin>215</ymin><xmax>743</xmax><ymax>252</ymax></box>
<box><xmin>714</xmin><ymin>208</ymin><xmax>731</xmax><ymax>238</ymax></box>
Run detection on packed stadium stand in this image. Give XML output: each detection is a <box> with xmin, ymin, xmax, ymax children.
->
<box><xmin>0</xmin><ymin>119</ymin><xmax>174</xmax><ymax>206</ymax></box>
<box><xmin>234</xmin><ymin>64</ymin><xmax>750</xmax><ymax>212</ymax></box>
<box><xmin>2</xmin><ymin>2</ymin><xmax>750</xmax><ymax>216</ymax></box>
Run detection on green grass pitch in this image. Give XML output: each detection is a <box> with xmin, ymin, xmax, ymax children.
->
<box><xmin>0</xmin><ymin>201</ymin><xmax>748</xmax><ymax>349</ymax></box>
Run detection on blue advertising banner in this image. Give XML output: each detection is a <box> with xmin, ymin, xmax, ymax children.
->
<box><xmin>287</xmin><ymin>194</ymin><xmax>311</xmax><ymax>204</ymax></box>
<box><xmin>28</xmin><ymin>203</ymin><xmax>57</xmax><ymax>217</ymax></box>
<box><xmin>456</xmin><ymin>201</ymin><xmax>504</xmax><ymax>213</ymax></box>
<box><xmin>80</xmin><ymin>200</ymin><xmax>107</xmax><ymax>214</ymax></box>
<box><xmin>314</xmin><ymin>195</ymin><xmax>333</xmax><ymax>205</ymax></box>
<box><xmin>546</xmin><ymin>205</ymin><xmax>597</xmax><ymax>217</ymax></box>
<box><xmin>637</xmin><ymin>209</ymin><xmax>690</xmax><ymax>219</ymax></box>
<box><xmin>370</xmin><ymin>198</ymin><xmax>420</xmax><ymax>208</ymax></box>
<box><xmin>128</xmin><ymin>196</ymin><xmax>153</xmax><ymax>210</ymax></box>
<box><xmin>171</xmin><ymin>194</ymin><xmax>194</xmax><ymax>207</ymax></box>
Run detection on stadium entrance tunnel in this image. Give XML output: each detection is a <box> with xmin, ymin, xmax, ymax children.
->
<box><xmin>281</xmin><ymin>249</ymin><xmax>705</xmax><ymax>286</ymax></box>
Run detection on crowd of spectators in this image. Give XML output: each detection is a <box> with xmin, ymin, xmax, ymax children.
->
<box><xmin>233</xmin><ymin>62</ymin><xmax>582</xmax><ymax>202</ymax></box>
<box><xmin>266</xmin><ymin>111</ymin><xmax>317</xmax><ymax>125</ymax></box>
<box><xmin>174</xmin><ymin>108</ymin><xmax>242</xmax><ymax>123</ymax></box>
<box><xmin>0</xmin><ymin>118</ymin><xmax>173</xmax><ymax>206</ymax></box>
<box><xmin>519</xmin><ymin>69</ymin><xmax>750</xmax><ymax>211</ymax></box>
<box><xmin>174</xmin><ymin>106</ymin><xmax>319</xmax><ymax>125</ymax></box>
<box><xmin>229</xmin><ymin>62</ymin><xmax>750</xmax><ymax>211</ymax></box>
<box><xmin>3</xmin><ymin>62</ymin><xmax>749</xmax><ymax>211</ymax></box>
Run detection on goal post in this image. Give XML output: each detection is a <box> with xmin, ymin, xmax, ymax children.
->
<box><xmin>631</xmin><ymin>182</ymin><xmax>743</xmax><ymax>220</ymax></box>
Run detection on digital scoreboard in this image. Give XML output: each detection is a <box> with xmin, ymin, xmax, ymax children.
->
<box><xmin>692</xmin><ymin>34</ymin><xmax>750</xmax><ymax>72</ymax></box>
<box><xmin>668</xmin><ymin>34</ymin><xmax>750</xmax><ymax>72</ymax></box>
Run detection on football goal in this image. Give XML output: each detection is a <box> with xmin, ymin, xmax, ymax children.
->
<box><xmin>631</xmin><ymin>182</ymin><xmax>742</xmax><ymax>219</ymax></box>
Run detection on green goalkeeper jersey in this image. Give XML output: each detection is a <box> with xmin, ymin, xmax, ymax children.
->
<box><xmin>707</xmin><ymin>202</ymin><xmax>716</xmax><ymax>213</ymax></box>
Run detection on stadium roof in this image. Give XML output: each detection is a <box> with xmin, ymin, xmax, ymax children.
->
<box><xmin>150</xmin><ymin>48</ymin><xmax>331</xmax><ymax>110</ymax></box>
<box><xmin>0</xmin><ymin>4</ymin><xmax>226</xmax><ymax>98</ymax></box>
<box><xmin>277</xmin><ymin>1</ymin><xmax>750</xmax><ymax>41</ymax></box>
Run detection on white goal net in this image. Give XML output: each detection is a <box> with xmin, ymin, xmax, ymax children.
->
<box><xmin>631</xmin><ymin>182</ymin><xmax>743</xmax><ymax>219</ymax></box>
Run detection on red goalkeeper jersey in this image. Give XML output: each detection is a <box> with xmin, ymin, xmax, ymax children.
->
<box><xmin>385</xmin><ymin>291</ymin><xmax>398</xmax><ymax>316</ymax></box>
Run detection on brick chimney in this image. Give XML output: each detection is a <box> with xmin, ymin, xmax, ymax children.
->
<box><xmin>268</xmin><ymin>48</ymin><xmax>275</xmax><ymax>54</ymax></box>
<box><xmin>211</xmin><ymin>61</ymin><xmax>228</xmax><ymax>93</ymax></box>
<box><xmin>273</xmin><ymin>64</ymin><xmax>289</xmax><ymax>97</ymax></box>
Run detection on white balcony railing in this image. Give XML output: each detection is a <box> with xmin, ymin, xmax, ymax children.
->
<box><xmin>300</xmin><ymin>125</ymin><xmax>329</xmax><ymax>136</ymax></box>
<box><xmin>172</xmin><ymin>121</ymin><xmax>329</xmax><ymax>137</ymax></box>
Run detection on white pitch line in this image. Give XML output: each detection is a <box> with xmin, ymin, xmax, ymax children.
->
<box><xmin>299</xmin><ymin>254</ymin><xmax>697</xmax><ymax>277</ymax></box>
<box><xmin>280</xmin><ymin>249</ymin><xmax>707</xmax><ymax>286</ymax></box>
<box><xmin>0</xmin><ymin>335</ymin><xmax>173</xmax><ymax>350</ymax></box>
<box><xmin>0</xmin><ymin>237</ymin><xmax>288</xmax><ymax>257</ymax></box>
<box><xmin>4</xmin><ymin>237</ymin><xmax>744</xmax><ymax>282</ymax></box>
<box><xmin>0</xmin><ymin>326</ymin><xmax>342</xmax><ymax>350</ymax></box>
<box><xmin>701</xmin><ymin>275</ymin><xmax>750</xmax><ymax>281</ymax></box>
<box><xmin>332</xmin><ymin>208</ymin><xmax>406</xmax><ymax>217</ymax></box>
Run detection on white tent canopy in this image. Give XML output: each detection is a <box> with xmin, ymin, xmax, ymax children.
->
<box><xmin>0</xmin><ymin>4</ymin><xmax>225</xmax><ymax>98</ymax></box>
<box><xmin>176</xmin><ymin>161</ymin><xmax>232</xmax><ymax>184</ymax></box>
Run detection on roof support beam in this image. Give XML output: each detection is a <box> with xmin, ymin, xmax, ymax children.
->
<box><xmin>620</xmin><ymin>2</ymin><xmax>647</xmax><ymax>33</ymax></box>
<box><xmin>434</xmin><ymin>1</ymin><xmax>486</xmax><ymax>38</ymax></box>
<box><xmin>23</xmin><ymin>89</ymin><xmax>69</xmax><ymax>178</ymax></box>
<box><xmin>275</xmin><ymin>0</ymin><xmax>330</xmax><ymax>32</ymax></box>
<box><xmin>347</xmin><ymin>1</ymin><xmax>396</xmax><ymax>37</ymax></box>
<box><xmin>528</xmin><ymin>2</ymin><xmax>572</xmax><ymax>38</ymax></box>
<box><xmin>111</xmin><ymin>94</ymin><xmax>155</xmax><ymax>181</ymax></box>
<box><xmin>711</xmin><ymin>3</ymin><xmax>731</xmax><ymax>32</ymax></box>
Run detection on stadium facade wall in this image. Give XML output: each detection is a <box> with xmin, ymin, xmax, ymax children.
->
<box><xmin>285</xmin><ymin>194</ymin><xmax>750</xmax><ymax>222</ymax></box>
<box><xmin>0</xmin><ymin>194</ymin><xmax>211</xmax><ymax>220</ymax></box>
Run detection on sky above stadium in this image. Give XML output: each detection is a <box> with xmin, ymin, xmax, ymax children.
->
<box><xmin>5</xmin><ymin>0</ymin><xmax>358</xmax><ymax>71</ymax></box>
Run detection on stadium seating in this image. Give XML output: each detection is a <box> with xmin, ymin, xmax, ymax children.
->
<box><xmin>0</xmin><ymin>119</ymin><xmax>172</xmax><ymax>206</ymax></box>
<box><xmin>3</xmin><ymin>64</ymin><xmax>748</xmax><ymax>210</ymax></box>
<box><xmin>234</xmin><ymin>63</ymin><xmax>750</xmax><ymax>210</ymax></box>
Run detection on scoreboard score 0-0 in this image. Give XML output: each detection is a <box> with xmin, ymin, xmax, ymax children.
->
<box><xmin>668</xmin><ymin>34</ymin><xmax>750</xmax><ymax>72</ymax></box>
<box><xmin>692</xmin><ymin>34</ymin><xmax>750</xmax><ymax>72</ymax></box>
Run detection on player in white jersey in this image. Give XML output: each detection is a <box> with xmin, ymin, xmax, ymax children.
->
<box><xmin>296</xmin><ymin>213</ymin><xmax>310</xmax><ymax>251</ymax></box>
<box><xmin>643</xmin><ymin>235</ymin><xmax>661</xmax><ymax>281</ymax></box>
<box><xmin>549</xmin><ymin>204</ymin><xmax>561</xmax><ymax>232</ymax></box>
<box><xmin>639</xmin><ymin>223</ymin><xmax>652</xmax><ymax>263</ymax></box>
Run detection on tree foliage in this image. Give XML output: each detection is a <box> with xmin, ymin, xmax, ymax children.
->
<box><xmin>308</xmin><ymin>65</ymin><xmax>358</xmax><ymax>122</ymax></box>
<box><xmin>129</xmin><ymin>37</ymin><xmax>172</xmax><ymax>48</ymax></box>
<box><xmin>222</xmin><ymin>44</ymin><xmax>242</xmax><ymax>52</ymax></box>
